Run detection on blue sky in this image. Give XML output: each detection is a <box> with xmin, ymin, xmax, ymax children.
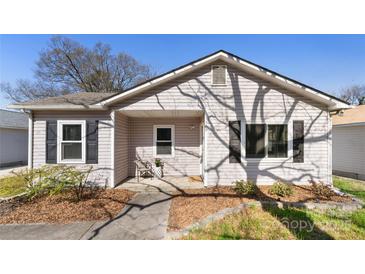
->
<box><xmin>1</xmin><ymin>34</ymin><xmax>364</xmax><ymax>108</ymax></box>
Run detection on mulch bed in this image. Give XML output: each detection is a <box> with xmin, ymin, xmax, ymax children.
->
<box><xmin>168</xmin><ymin>185</ymin><xmax>352</xmax><ymax>231</ymax></box>
<box><xmin>0</xmin><ymin>189</ymin><xmax>135</xmax><ymax>224</ymax></box>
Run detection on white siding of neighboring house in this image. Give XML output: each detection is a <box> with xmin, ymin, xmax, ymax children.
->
<box><xmin>333</xmin><ymin>125</ymin><xmax>365</xmax><ymax>180</ymax></box>
<box><xmin>32</xmin><ymin>111</ymin><xmax>113</xmax><ymax>187</ymax></box>
<box><xmin>0</xmin><ymin>128</ymin><xmax>28</xmax><ymax>166</ymax></box>
<box><xmin>113</xmin><ymin>62</ymin><xmax>330</xmax><ymax>185</ymax></box>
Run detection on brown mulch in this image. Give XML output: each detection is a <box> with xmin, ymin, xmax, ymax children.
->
<box><xmin>0</xmin><ymin>189</ymin><xmax>135</xmax><ymax>224</ymax></box>
<box><xmin>168</xmin><ymin>185</ymin><xmax>352</xmax><ymax>231</ymax></box>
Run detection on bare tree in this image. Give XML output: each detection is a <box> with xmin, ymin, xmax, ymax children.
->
<box><xmin>1</xmin><ymin>36</ymin><xmax>155</xmax><ymax>103</ymax></box>
<box><xmin>338</xmin><ymin>85</ymin><xmax>365</xmax><ymax>105</ymax></box>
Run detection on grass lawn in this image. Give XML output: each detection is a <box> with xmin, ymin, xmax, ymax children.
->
<box><xmin>0</xmin><ymin>176</ymin><xmax>27</xmax><ymax>198</ymax></box>
<box><xmin>184</xmin><ymin>176</ymin><xmax>365</xmax><ymax>240</ymax></box>
<box><xmin>333</xmin><ymin>176</ymin><xmax>365</xmax><ymax>202</ymax></box>
<box><xmin>185</xmin><ymin>206</ymin><xmax>365</xmax><ymax>240</ymax></box>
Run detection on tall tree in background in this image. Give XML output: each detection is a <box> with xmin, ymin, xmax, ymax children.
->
<box><xmin>1</xmin><ymin>36</ymin><xmax>154</xmax><ymax>103</ymax></box>
<box><xmin>338</xmin><ymin>85</ymin><xmax>365</xmax><ymax>105</ymax></box>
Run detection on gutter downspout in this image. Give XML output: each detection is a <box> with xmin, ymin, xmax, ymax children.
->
<box><xmin>24</xmin><ymin>109</ymin><xmax>33</xmax><ymax>169</ymax></box>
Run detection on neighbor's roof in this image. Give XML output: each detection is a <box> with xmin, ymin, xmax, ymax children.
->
<box><xmin>9</xmin><ymin>92</ymin><xmax>117</xmax><ymax>110</ymax></box>
<box><xmin>8</xmin><ymin>50</ymin><xmax>350</xmax><ymax>111</ymax></box>
<box><xmin>332</xmin><ymin>105</ymin><xmax>365</xmax><ymax>126</ymax></box>
<box><xmin>0</xmin><ymin>109</ymin><xmax>28</xmax><ymax>129</ymax></box>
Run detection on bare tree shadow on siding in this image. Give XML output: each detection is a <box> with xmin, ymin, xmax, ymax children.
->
<box><xmin>88</xmin><ymin>63</ymin><xmax>334</xmax><ymax>240</ymax></box>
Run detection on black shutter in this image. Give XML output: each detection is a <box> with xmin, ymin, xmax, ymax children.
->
<box><xmin>86</xmin><ymin>120</ymin><xmax>98</xmax><ymax>164</ymax></box>
<box><xmin>46</xmin><ymin>120</ymin><xmax>57</xmax><ymax>164</ymax></box>
<box><xmin>229</xmin><ymin>121</ymin><xmax>241</xmax><ymax>163</ymax></box>
<box><xmin>293</xmin><ymin>120</ymin><xmax>304</xmax><ymax>163</ymax></box>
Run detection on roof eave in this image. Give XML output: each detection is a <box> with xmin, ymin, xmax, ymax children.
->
<box><xmin>333</xmin><ymin>122</ymin><xmax>365</xmax><ymax>127</ymax></box>
<box><xmin>99</xmin><ymin>50</ymin><xmax>350</xmax><ymax>109</ymax></box>
<box><xmin>7</xmin><ymin>104</ymin><xmax>108</xmax><ymax>111</ymax></box>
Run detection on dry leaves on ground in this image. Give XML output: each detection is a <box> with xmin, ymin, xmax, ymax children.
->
<box><xmin>168</xmin><ymin>185</ymin><xmax>352</xmax><ymax>231</ymax></box>
<box><xmin>0</xmin><ymin>189</ymin><xmax>135</xmax><ymax>224</ymax></box>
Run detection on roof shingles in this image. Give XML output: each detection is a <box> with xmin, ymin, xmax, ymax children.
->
<box><xmin>0</xmin><ymin>109</ymin><xmax>28</xmax><ymax>129</ymax></box>
<box><xmin>332</xmin><ymin>105</ymin><xmax>365</xmax><ymax>125</ymax></box>
<box><xmin>13</xmin><ymin>92</ymin><xmax>118</xmax><ymax>106</ymax></box>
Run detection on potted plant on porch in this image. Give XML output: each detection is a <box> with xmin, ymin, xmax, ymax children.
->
<box><xmin>153</xmin><ymin>158</ymin><xmax>164</xmax><ymax>178</ymax></box>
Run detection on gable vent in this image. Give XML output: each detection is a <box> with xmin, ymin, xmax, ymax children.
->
<box><xmin>212</xmin><ymin>65</ymin><xmax>227</xmax><ymax>85</ymax></box>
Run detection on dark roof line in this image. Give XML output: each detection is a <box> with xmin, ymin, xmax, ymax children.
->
<box><xmin>219</xmin><ymin>49</ymin><xmax>349</xmax><ymax>105</ymax></box>
<box><xmin>98</xmin><ymin>49</ymin><xmax>349</xmax><ymax>105</ymax></box>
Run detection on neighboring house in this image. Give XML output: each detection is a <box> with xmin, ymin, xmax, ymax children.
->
<box><xmin>332</xmin><ymin>105</ymin><xmax>365</xmax><ymax>180</ymax></box>
<box><xmin>0</xmin><ymin>109</ymin><xmax>28</xmax><ymax>167</ymax></box>
<box><xmin>9</xmin><ymin>50</ymin><xmax>349</xmax><ymax>187</ymax></box>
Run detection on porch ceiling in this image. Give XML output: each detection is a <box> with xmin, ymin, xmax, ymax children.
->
<box><xmin>118</xmin><ymin>109</ymin><xmax>204</xmax><ymax>118</ymax></box>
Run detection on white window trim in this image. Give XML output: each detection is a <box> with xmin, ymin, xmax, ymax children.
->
<box><xmin>211</xmin><ymin>65</ymin><xmax>227</xmax><ymax>86</ymax></box>
<box><xmin>57</xmin><ymin>120</ymin><xmax>86</xmax><ymax>164</ymax></box>
<box><xmin>153</xmin><ymin>125</ymin><xmax>175</xmax><ymax>158</ymax></box>
<box><xmin>241</xmin><ymin>122</ymin><xmax>291</xmax><ymax>162</ymax></box>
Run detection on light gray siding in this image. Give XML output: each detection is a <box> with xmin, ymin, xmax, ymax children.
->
<box><xmin>114</xmin><ymin>112</ymin><xmax>129</xmax><ymax>184</ymax></box>
<box><xmin>333</xmin><ymin>125</ymin><xmax>365</xmax><ymax>180</ymax></box>
<box><xmin>30</xmin><ymin>61</ymin><xmax>332</xmax><ymax>186</ymax></box>
<box><xmin>114</xmin><ymin>62</ymin><xmax>330</xmax><ymax>185</ymax></box>
<box><xmin>32</xmin><ymin>111</ymin><xmax>113</xmax><ymax>186</ymax></box>
<box><xmin>127</xmin><ymin>117</ymin><xmax>201</xmax><ymax>177</ymax></box>
<box><xmin>0</xmin><ymin>128</ymin><xmax>28</xmax><ymax>167</ymax></box>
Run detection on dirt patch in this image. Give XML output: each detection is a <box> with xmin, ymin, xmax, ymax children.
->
<box><xmin>168</xmin><ymin>186</ymin><xmax>352</xmax><ymax>231</ymax></box>
<box><xmin>0</xmin><ymin>189</ymin><xmax>135</xmax><ymax>224</ymax></box>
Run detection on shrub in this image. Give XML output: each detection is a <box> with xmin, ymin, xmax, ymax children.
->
<box><xmin>12</xmin><ymin>165</ymin><xmax>94</xmax><ymax>201</ymax></box>
<box><xmin>12</xmin><ymin>167</ymin><xmax>49</xmax><ymax>199</ymax></box>
<box><xmin>61</xmin><ymin>166</ymin><xmax>94</xmax><ymax>201</ymax></box>
<box><xmin>310</xmin><ymin>180</ymin><xmax>334</xmax><ymax>199</ymax></box>
<box><xmin>269</xmin><ymin>182</ymin><xmax>293</xmax><ymax>197</ymax></box>
<box><xmin>234</xmin><ymin>180</ymin><xmax>257</xmax><ymax>195</ymax></box>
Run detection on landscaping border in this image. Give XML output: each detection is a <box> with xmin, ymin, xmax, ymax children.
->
<box><xmin>165</xmin><ymin>199</ymin><xmax>363</xmax><ymax>239</ymax></box>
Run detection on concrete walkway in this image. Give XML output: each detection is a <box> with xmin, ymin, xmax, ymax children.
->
<box><xmin>0</xmin><ymin>193</ymin><xmax>172</xmax><ymax>240</ymax></box>
<box><xmin>0</xmin><ymin>165</ymin><xmax>27</xmax><ymax>178</ymax></box>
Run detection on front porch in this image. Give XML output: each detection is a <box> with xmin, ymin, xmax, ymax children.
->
<box><xmin>113</xmin><ymin>109</ymin><xmax>206</xmax><ymax>187</ymax></box>
<box><xmin>116</xmin><ymin>176</ymin><xmax>205</xmax><ymax>192</ymax></box>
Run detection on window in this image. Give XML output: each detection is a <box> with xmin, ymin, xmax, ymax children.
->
<box><xmin>154</xmin><ymin>125</ymin><xmax>175</xmax><ymax>157</ymax></box>
<box><xmin>293</xmin><ymin>120</ymin><xmax>304</xmax><ymax>163</ymax></box>
<box><xmin>268</xmin><ymin>125</ymin><xmax>288</xmax><ymax>158</ymax></box>
<box><xmin>229</xmin><ymin>121</ymin><xmax>241</xmax><ymax>163</ymax></box>
<box><xmin>211</xmin><ymin>65</ymin><xmax>227</xmax><ymax>85</ymax></box>
<box><xmin>246</xmin><ymin>124</ymin><xmax>266</xmax><ymax>158</ymax></box>
<box><xmin>246</xmin><ymin>124</ymin><xmax>288</xmax><ymax>159</ymax></box>
<box><xmin>58</xmin><ymin>121</ymin><xmax>86</xmax><ymax>163</ymax></box>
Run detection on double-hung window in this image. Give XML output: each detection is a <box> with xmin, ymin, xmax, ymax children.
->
<box><xmin>154</xmin><ymin>125</ymin><xmax>175</xmax><ymax>157</ymax></box>
<box><xmin>58</xmin><ymin>120</ymin><xmax>86</xmax><ymax>163</ymax></box>
<box><xmin>246</xmin><ymin>124</ymin><xmax>288</xmax><ymax>159</ymax></box>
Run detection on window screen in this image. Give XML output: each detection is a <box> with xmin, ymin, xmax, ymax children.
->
<box><xmin>212</xmin><ymin>65</ymin><xmax>226</xmax><ymax>85</ymax></box>
<box><xmin>268</xmin><ymin>125</ymin><xmax>288</xmax><ymax>158</ymax></box>
<box><xmin>229</xmin><ymin>121</ymin><xmax>241</xmax><ymax>163</ymax></box>
<box><xmin>246</xmin><ymin>124</ymin><xmax>266</xmax><ymax>158</ymax></box>
<box><xmin>293</xmin><ymin>120</ymin><xmax>304</xmax><ymax>163</ymax></box>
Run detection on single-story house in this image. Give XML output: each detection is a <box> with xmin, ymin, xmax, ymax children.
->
<box><xmin>332</xmin><ymin>105</ymin><xmax>365</xmax><ymax>180</ymax></box>
<box><xmin>0</xmin><ymin>109</ymin><xmax>28</xmax><ymax>167</ymax></box>
<box><xmin>9</xmin><ymin>50</ymin><xmax>350</xmax><ymax>187</ymax></box>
